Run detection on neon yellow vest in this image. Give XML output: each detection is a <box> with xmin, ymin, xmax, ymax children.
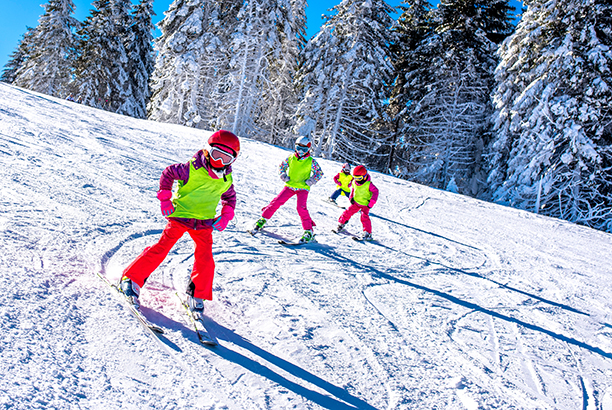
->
<box><xmin>286</xmin><ymin>155</ymin><xmax>313</xmax><ymax>190</ymax></box>
<box><xmin>353</xmin><ymin>180</ymin><xmax>372</xmax><ymax>206</ymax></box>
<box><xmin>337</xmin><ymin>172</ymin><xmax>353</xmax><ymax>192</ymax></box>
<box><xmin>170</xmin><ymin>160</ymin><xmax>233</xmax><ymax>220</ymax></box>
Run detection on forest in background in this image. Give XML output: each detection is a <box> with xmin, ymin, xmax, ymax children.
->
<box><xmin>2</xmin><ymin>0</ymin><xmax>611</xmax><ymax>233</ymax></box>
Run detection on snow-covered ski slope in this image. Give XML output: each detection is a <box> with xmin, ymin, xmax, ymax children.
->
<box><xmin>1</xmin><ymin>82</ymin><xmax>612</xmax><ymax>409</ymax></box>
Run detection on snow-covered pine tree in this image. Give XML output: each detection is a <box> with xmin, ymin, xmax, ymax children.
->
<box><xmin>387</xmin><ymin>0</ymin><xmax>434</xmax><ymax>173</ymax></box>
<box><xmin>398</xmin><ymin>0</ymin><xmax>514</xmax><ymax>194</ymax></box>
<box><xmin>148</xmin><ymin>0</ymin><xmax>218</xmax><ymax>127</ymax></box>
<box><xmin>193</xmin><ymin>0</ymin><xmax>241</xmax><ymax>131</ymax></box>
<box><xmin>109</xmin><ymin>0</ymin><xmax>137</xmax><ymax>116</ymax></box>
<box><xmin>1</xmin><ymin>27</ymin><xmax>37</xmax><ymax>84</ymax></box>
<box><xmin>72</xmin><ymin>0</ymin><xmax>113</xmax><ymax>109</ymax></box>
<box><xmin>12</xmin><ymin>0</ymin><xmax>79</xmax><ymax>98</ymax></box>
<box><xmin>487</xmin><ymin>0</ymin><xmax>612</xmax><ymax>232</ymax></box>
<box><xmin>126</xmin><ymin>0</ymin><xmax>155</xmax><ymax>118</ymax></box>
<box><xmin>256</xmin><ymin>0</ymin><xmax>307</xmax><ymax>146</ymax></box>
<box><xmin>293</xmin><ymin>0</ymin><xmax>396</xmax><ymax>167</ymax></box>
<box><xmin>214</xmin><ymin>0</ymin><xmax>302</xmax><ymax>140</ymax></box>
<box><xmin>72</xmin><ymin>0</ymin><xmax>133</xmax><ymax>113</ymax></box>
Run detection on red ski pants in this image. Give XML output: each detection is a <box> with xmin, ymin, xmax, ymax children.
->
<box><xmin>122</xmin><ymin>219</ymin><xmax>215</xmax><ymax>300</ymax></box>
<box><xmin>261</xmin><ymin>186</ymin><xmax>314</xmax><ymax>230</ymax></box>
<box><xmin>339</xmin><ymin>202</ymin><xmax>372</xmax><ymax>233</ymax></box>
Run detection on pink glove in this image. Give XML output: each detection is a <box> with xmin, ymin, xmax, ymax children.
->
<box><xmin>157</xmin><ymin>190</ymin><xmax>174</xmax><ymax>216</ymax></box>
<box><xmin>212</xmin><ymin>205</ymin><xmax>235</xmax><ymax>231</ymax></box>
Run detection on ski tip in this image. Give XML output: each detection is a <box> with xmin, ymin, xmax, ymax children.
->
<box><xmin>200</xmin><ymin>338</ymin><xmax>218</xmax><ymax>347</ymax></box>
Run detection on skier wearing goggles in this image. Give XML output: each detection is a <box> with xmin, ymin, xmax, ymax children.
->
<box><xmin>334</xmin><ymin>165</ymin><xmax>379</xmax><ymax>241</ymax></box>
<box><xmin>119</xmin><ymin>130</ymin><xmax>240</xmax><ymax>314</ymax></box>
<box><xmin>252</xmin><ymin>136</ymin><xmax>323</xmax><ymax>243</ymax></box>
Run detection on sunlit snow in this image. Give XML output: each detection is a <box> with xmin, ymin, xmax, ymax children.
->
<box><xmin>1</xmin><ymin>83</ymin><xmax>611</xmax><ymax>409</ymax></box>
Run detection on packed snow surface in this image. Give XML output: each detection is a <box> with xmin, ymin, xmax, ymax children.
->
<box><xmin>1</xmin><ymin>83</ymin><xmax>612</xmax><ymax>409</ymax></box>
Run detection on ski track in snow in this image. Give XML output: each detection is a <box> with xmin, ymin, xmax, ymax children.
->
<box><xmin>1</xmin><ymin>83</ymin><xmax>612</xmax><ymax>409</ymax></box>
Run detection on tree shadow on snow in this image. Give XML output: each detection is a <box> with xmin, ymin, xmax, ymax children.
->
<box><xmin>369</xmin><ymin>212</ymin><xmax>480</xmax><ymax>250</ymax></box>
<box><xmin>309</xmin><ymin>246</ymin><xmax>612</xmax><ymax>360</ymax></box>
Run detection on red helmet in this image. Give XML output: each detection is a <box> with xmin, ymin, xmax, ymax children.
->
<box><xmin>353</xmin><ymin>165</ymin><xmax>367</xmax><ymax>177</ymax></box>
<box><xmin>208</xmin><ymin>130</ymin><xmax>240</xmax><ymax>155</ymax></box>
<box><xmin>207</xmin><ymin>130</ymin><xmax>240</xmax><ymax>169</ymax></box>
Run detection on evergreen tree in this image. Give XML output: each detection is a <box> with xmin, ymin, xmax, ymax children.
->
<box><xmin>487</xmin><ymin>0</ymin><xmax>612</xmax><ymax>232</ymax></box>
<box><xmin>214</xmin><ymin>0</ymin><xmax>302</xmax><ymax>139</ymax></box>
<box><xmin>110</xmin><ymin>0</ymin><xmax>137</xmax><ymax>116</ymax></box>
<box><xmin>12</xmin><ymin>0</ymin><xmax>79</xmax><ymax>97</ymax></box>
<box><xmin>256</xmin><ymin>0</ymin><xmax>307</xmax><ymax>146</ymax></box>
<box><xmin>192</xmin><ymin>0</ymin><xmax>241</xmax><ymax>130</ymax></box>
<box><xmin>126</xmin><ymin>0</ymin><xmax>155</xmax><ymax>118</ymax></box>
<box><xmin>72</xmin><ymin>0</ymin><xmax>132</xmax><ymax>112</ymax></box>
<box><xmin>293</xmin><ymin>0</ymin><xmax>396</xmax><ymax>167</ymax></box>
<box><xmin>148</xmin><ymin>0</ymin><xmax>220</xmax><ymax>127</ymax></box>
<box><xmin>397</xmin><ymin>0</ymin><xmax>514</xmax><ymax>194</ymax></box>
<box><xmin>1</xmin><ymin>27</ymin><xmax>37</xmax><ymax>84</ymax></box>
<box><xmin>387</xmin><ymin>0</ymin><xmax>434</xmax><ymax>172</ymax></box>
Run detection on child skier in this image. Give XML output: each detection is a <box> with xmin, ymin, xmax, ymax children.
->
<box><xmin>327</xmin><ymin>163</ymin><xmax>353</xmax><ymax>205</ymax></box>
<box><xmin>252</xmin><ymin>136</ymin><xmax>323</xmax><ymax>243</ymax></box>
<box><xmin>119</xmin><ymin>130</ymin><xmax>240</xmax><ymax>313</ymax></box>
<box><xmin>335</xmin><ymin>165</ymin><xmax>379</xmax><ymax>241</ymax></box>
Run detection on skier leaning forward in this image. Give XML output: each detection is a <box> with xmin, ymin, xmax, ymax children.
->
<box><xmin>252</xmin><ymin>136</ymin><xmax>323</xmax><ymax>243</ymax></box>
<box><xmin>335</xmin><ymin>165</ymin><xmax>379</xmax><ymax>241</ymax></box>
<box><xmin>119</xmin><ymin>130</ymin><xmax>241</xmax><ymax>313</ymax></box>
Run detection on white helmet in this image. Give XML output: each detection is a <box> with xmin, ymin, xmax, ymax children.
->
<box><xmin>295</xmin><ymin>136</ymin><xmax>311</xmax><ymax>148</ymax></box>
<box><xmin>295</xmin><ymin>136</ymin><xmax>312</xmax><ymax>156</ymax></box>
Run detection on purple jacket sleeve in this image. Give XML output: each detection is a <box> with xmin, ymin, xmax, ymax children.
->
<box><xmin>333</xmin><ymin>173</ymin><xmax>341</xmax><ymax>186</ymax></box>
<box><xmin>159</xmin><ymin>162</ymin><xmax>190</xmax><ymax>191</ymax></box>
<box><xmin>368</xmin><ymin>182</ymin><xmax>379</xmax><ymax>208</ymax></box>
<box><xmin>220</xmin><ymin>184</ymin><xmax>237</xmax><ymax>210</ymax></box>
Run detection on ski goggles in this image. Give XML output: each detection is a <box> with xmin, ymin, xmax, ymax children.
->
<box><xmin>354</xmin><ymin>175</ymin><xmax>365</xmax><ymax>181</ymax></box>
<box><xmin>295</xmin><ymin>144</ymin><xmax>310</xmax><ymax>154</ymax></box>
<box><xmin>209</xmin><ymin>146</ymin><xmax>236</xmax><ymax>166</ymax></box>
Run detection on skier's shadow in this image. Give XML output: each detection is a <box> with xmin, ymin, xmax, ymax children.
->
<box><xmin>200</xmin><ymin>319</ymin><xmax>377</xmax><ymax>410</ymax></box>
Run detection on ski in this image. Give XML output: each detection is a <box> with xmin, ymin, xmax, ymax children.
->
<box><xmin>320</xmin><ymin>198</ymin><xmax>346</xmax><ymax>209</ymax></box>
<box><xmin>175</xmin><ymin>293</ymin><xmax>218</xmax><ymax>347</ymax></box>
<box><xmin>352</xmin><ymin>235</ymin><xmax>376</xmax><ymax>243</ymax></box>
<box><xmin>96</xmin><ymin>272</ymin><xmax>164</xmax><ymax>334</ymax></box>
<box><xmin>278</xmin><ymin>238</ymin><xmax>317</xmax><ymax>246</ymax></box>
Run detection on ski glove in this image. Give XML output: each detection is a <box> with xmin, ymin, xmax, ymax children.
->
<box><xmin>157</xmin><ymin>190</ymin><xmax>174</xmax><ymax>216</ymax></box>
<box><xmin>212</xmin><ymin>204</ymin><xmax>235</xmax><ymax>232</ymax></box>
<box><xmin>280</xmin><ymin>172</ymin><xmax>290</xmax><ymax>182</ymax></box>
<box><xmin>305</xmin><ymin>177</ymin><xmax>317</xmax><ymax>187</ymax></box>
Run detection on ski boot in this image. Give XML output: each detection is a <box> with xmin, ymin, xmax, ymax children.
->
<box><xmin>187</xmin><ymin>295</ymin><xmax>204</xmax><ymax>313</ymax></box>
<box><xmin>361</xmin><ymin>231</ymin><xmax>373</xmax><ymax>241</ymax></box>
<box><xmin>119</xmin><ymin>276</ymin><xmax>141</xmax><ymax>309</ymax></box>
<box><xmin>333</xmin><ymin>222</ymin><xmax>346</xmax><ymax>233</ymax></box>
<box><xmin>299</xmin><ymin>229</ymin><xmax>316</xmax><ymax>243</ymax></box>
<box><xmin>253</xmin><ymin>217</ymin><xmax>267</xmax><ymax>232</ymax></box>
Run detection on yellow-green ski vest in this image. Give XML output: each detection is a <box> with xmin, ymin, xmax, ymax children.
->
<box><xmin>170</xmin><ymin>160</ymin><xmax>233</xmax><ymax>220</ymax></box>
<box><xmin>337</xmin><ymin>172</ymin><xmax>353</xmax><ymax>192</ymax></box>
<box><xmin>353</xmin><ymin>180</ymin><xmax>372</xmax><ymax>206</ymax></box>
<box><xmin>286</xmin><ymin>155</ymin><xmax>313</xmax><ymax>191</ymax></box>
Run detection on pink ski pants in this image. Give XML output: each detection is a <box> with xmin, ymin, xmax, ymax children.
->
<box><xmin>339</xmin><ymin>202</ymin><xmax>372</xmax><ymax>233</ymax></box>
<box><xmin>261</xmin><ymin>186</ymin><xmax>314</xmax><ymax>230</ymax></box>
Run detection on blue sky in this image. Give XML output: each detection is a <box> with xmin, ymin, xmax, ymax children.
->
<box><xmin>0</xmin><ymin>0</ymin><xmax>519</xmax><ymax>71</ymax></box>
